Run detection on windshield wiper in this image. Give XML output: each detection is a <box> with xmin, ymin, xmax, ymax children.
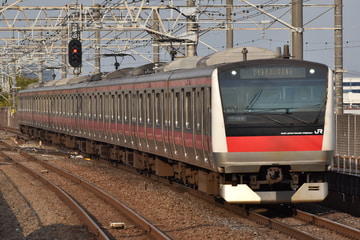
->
<box><xmin>245</xmin><ymin>89</ymin><xmax>263</xmax><ymax>111</ymax></box>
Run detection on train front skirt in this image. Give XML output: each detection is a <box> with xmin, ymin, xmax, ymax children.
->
<box><xmin>220</xmin><ymin>182</ymin><xmax>328</xmax><ymax>204</ymax></box>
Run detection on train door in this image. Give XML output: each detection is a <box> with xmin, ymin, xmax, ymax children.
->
<box><xmin>129</xmin><ymin>92</ymin><xmax>139</xmax><ymax>147</ymax></box>
<box><xmin>89</xmin><ymin>94</ymin><xmax>96</xmax><ymax>138</ymax></box>
<box><xmin>109</xmin><ymin>93</ymin><xmax>116</xmax><ymax>142</ymax></box>
<box><xmin>60</xmin><ymin>95</ymin><xmax>65</xmax><ymax>132</ymax></box>
<box><xmin>169</xmin><ymin>88</ymin><xmax>184</xmax><ymax>159</ymax></box>
<box><xmin>203</xmin><ymin>87</ymin><xmax>211</xmax><ymax>164</ymax></box>
<box><xmin>77</xmin><ymin>94</ymin><xmax>82</xmax><ymax>135</ymax></box>
<box><xmin>154</xmin><ymin>90</ymin><xmax>167</xmax><ymax>156</ymax></box>
<box><xmin>103</xmin><ymin>93</ymin><xmax>110</xmax><ymax>140</ymax></box>
<box><xmin>195</xmin><ymin>87</ymin><xmax>210</xmax><ymax>164</ymax></box>
<box><xmin>117</xmin><ymin>92</ymin><xmax>126</xmax><ymax>145</ymax></box>
<box><xmin>184</xmin><ymin>89</ymin><xmax>196</xmax><ymax>161</ymax></box>
<box><xmin>123</xmin><ymin>92</ymin><xmax>132</xmax><ymax>147</ymax></box>
<box><xmin>137</xmin><ymin>91</ymin><xmax>147</xmax><ymax>151</ymax></box>
<box><xmin>163</xmin><ymin>90</ymin><xmax>171</xmax><ymax>157</ymax></box>
<box><xmin>146</xmin><ymin>91</ymin><xmax>156</xmax><ymax>152</ymax></box>
<box><xmin>84</xmin><ymin>94</ymin><xmax>90</xmax><ymax>137</ymax></box>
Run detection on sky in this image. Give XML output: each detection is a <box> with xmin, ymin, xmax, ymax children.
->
<box><xmin>3</xmin><ymin>0</ymin><xmax>360</xmax><ymax>77</ymax></box>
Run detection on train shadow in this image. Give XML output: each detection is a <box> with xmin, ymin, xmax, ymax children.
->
<box><xmin>26</xmin><ymin>224</ymin><xmax>96</xmax><ymax>240</ymax></box>
<box><xmin>0</xmin><ymin>190</ymin><xmax>24</xmax><ymax>239</ymax></box>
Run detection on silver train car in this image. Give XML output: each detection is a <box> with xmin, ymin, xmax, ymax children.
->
<box><xmin>18</xmin><ymin>47</ymin><xmax>335</xmax><ymax>204</ymax></box>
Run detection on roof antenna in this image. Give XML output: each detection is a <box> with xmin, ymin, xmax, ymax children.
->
<box><xmin>242</xmin><ymin>47</ymin><xmax>248</xmax><ymax>61</ymax></box>
<box><xmin>283</xmin><ymin>45</ymin><xmax>291</xmax><ymax>59</ymax></box>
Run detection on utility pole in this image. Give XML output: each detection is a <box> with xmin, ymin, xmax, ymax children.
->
<box><xmin>291</xmin><ymin>0</ymin><xmax>303</xmax><ymax>60</ymax></box>
<box><xmin>226</xmin><ymin>0</ymin><xmax>233</xmax><ymax>49</ymax></box>
<box><xmin>186</xmin><ymin>0</ymin><xmax>197</xmax><ymax>57</ymax></box>
<box><xmin>153</xmin><ymin>8</ymin><xmax>160</xmax><ymax>64</ymax></box>
<box><xmin>94</xmin><ymin>4</ymin><xmax>101</xmax><ymax>73</ymax></box>
<box><xmin>334</xmin><ymin>0</ymin><xmax>343</xmax><ymax>114</ymax></box>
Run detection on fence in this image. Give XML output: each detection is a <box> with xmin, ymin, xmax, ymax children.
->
<box><xmin>335</xmin><ymin>114</ymin><xmax>360</xmax><ymax>176</ymax></box>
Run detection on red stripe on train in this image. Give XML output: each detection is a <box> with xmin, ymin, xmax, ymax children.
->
<box><xmin>226</xmin><ymin>135</ymin><xmax>323</xmax><ymax>152</ymax></box>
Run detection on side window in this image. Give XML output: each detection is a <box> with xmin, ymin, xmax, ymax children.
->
<box><xmin>98</xmin><ymin>94</ymin><xmax>103</xmax><ymax>120</ymax></box>
<box><xmin>139</xmin><ymin>92</ymin><xmax>144</xmax><ymax>124</ymax></box>
<box><xmin>104</xmin><ymin>93</ymin><xmax>110</xmax><ymax>121</ymax></box>
<box><xmin>111</xmin><ymin>94</ymin><xmax>115</xmax><ymax>121</ymax></box>
<box><xmin>174</xmin><ymin>90</ymin><xmax>182</xmax><ymax>129</ymax></box>
<box><xmin>146</xmin><ymin>92</ymin><xmax>153</xmax><ymax>125</ymax></box>
<box><xmin>124</xmin><ymin>93</ymin><xmax>129</xmax><ymax>123</ymax></box>
<box><xmin>92</xmin><ymin>94</ymin><xmax>97</xmax><ymax>119</ymax></box>
<box><xmin>155</xmin><ymin>92</ymin><xmax>161</xmax><ymax>126</ymax></box>
<box><xmin>155</xmin><ymin>90</ymin><xmax>164</xmax><ymax>126</ymax></box>
<box><xmin>196</xmin><ymin>88</ymin><xmax>204</xmax><ymax>131</ymax></box>
<box><xmin>185</xmin><ymin>90</ymin><xmax>192</xmax><ymax>130</ymax></box>
<box><xmin>117</xmin><ymin>93</ymin><xmax>122</xmax><ymax>123</ymax></box>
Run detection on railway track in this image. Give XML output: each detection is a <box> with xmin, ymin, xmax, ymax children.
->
<box><xmin>1</xmin><ymin>128</ymin><xmax>359</xmax><ymax>239</ymax></box>
<box><xmin>293</xmin><ymin>209</ymin><xmax>360</xmax><ymax>239</ymax></box>
<box><xmin>208</xmin><ymin>202</ymin><xmax>359</xmax><ymax>240</ymax></box>
<box><xmin>0</xmin><ymin>140</ymin><xmax>171</xmax><ymax>240</ymax></box>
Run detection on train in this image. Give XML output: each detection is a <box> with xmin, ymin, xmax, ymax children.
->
<box><xmin>17</xmin><ymin>47</ymin><xmax>335</xmax><ymax>204</ymax></box>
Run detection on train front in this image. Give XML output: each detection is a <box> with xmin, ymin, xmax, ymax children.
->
<box><xmin>212</xmin><ymin>59</ymin><xmax>335</xmax><ymax>204</ymax></box>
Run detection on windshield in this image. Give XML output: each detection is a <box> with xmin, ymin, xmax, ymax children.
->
<box><xmin>218</xmin><ymin>63</ymin><xmax>328</xmax><ymax>136</ymax></box>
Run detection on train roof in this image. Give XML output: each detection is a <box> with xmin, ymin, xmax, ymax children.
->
<box><xmin>22</xmin><ymin>46</ymin><xmax>277</xmax><ymax>92</ymax></box>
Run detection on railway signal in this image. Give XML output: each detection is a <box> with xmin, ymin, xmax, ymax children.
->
<box><xmin>68</xmin><ymin>39</ymin><xmax>82</xmax><ymax>67</ymax></box>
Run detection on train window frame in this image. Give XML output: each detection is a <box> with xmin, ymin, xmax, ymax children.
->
<box><xmin>185</xmin><ymin>90</ymin><xmax>193</xmax><ymax>130</ymax></box>
<box><xmin>196</xmin><ymin>88</ymin><xmax>204</xmax><ymax>132</ymax></box>
<box><xmin>132</xmin><ymin>92</ymin><xmax>137</xmax><ymax>124</ymax></box>
<box><xmin>110</xmin><ymin>93</ymin><xmax>115</xmax><ymax>122</ymax></box>
<box><xmin>146</xmin><ymin>91</ymin><xmax>153</xmax><ymax>126</ymax></box>
<box><xmin>139</xmin><ymin>92</ymin><xmax>144</xmax><ymax>125</ymax></box>
<box><xmin>92</xmin><ymin>94</ymin><xmax>97</xmax><ymax>120</ymax></box>
<box><xmin>124</xmin><ymin>92</ymin><xmax>129</xmax><ymax>123</ymax></box>
<box><xmin>174</xmin><ymin>90</ymin><xmax>182</xmax><ymax>129</ymax></box>
<box><xmin>104</xmin><ymin>93</ymin><xmax>110</xmax><ymax>121</ymax></box>
<box><xmin>117</xmin><ymin>92</ymin><xmax>123</xmax><ymax>123</ymax></box>
<box><xmin>98</xmin><ymin>93</ymin><xmax>103</xmax><ymax>120</ymax></box>
<box><xmin>155</xmin><ymin>91</ymin><xmax>161</xmax><ymax>126</ymax></box>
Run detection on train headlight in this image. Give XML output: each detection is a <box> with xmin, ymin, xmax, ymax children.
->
<box><xmin>309</xmin><ymin>68</ymin><xmax>316</xmax><ymax>74</ymax></box>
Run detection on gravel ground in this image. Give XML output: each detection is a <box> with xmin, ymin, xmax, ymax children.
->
<box><xmin>1</xmin><ymin>132</ymin><xmax>359</xmax><ymax>239</ymax></box>
<box><xmin>0</xmin><ymin>161</ymin><xmax>95</xmax><ymax>240</ymax></box>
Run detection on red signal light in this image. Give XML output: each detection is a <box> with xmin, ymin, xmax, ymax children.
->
<box><xmin>68</xmin><ymin>39</ymin><xmax>82</xmax><ymax>67</ymax></box>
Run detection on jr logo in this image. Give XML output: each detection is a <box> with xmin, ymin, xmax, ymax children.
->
<box><xmin>314</xmin><ymin>129</ymin><xmax>323</xmax><ymax>134</ymax></box>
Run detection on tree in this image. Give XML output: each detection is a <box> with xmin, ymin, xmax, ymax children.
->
<box><xmin>0</xmin><ymin>75</ymin><xmax>38</xmax><ymax>107</ymax></box>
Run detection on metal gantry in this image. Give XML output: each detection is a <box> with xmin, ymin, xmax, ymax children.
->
<box><xmin>0</xmin><ymin>1</ymin><xmax>339</xmax><ymax>89</ymax></box>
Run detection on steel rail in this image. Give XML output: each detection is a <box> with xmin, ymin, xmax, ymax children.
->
<box><xmin>295</xmin><ymin>209</ymin><xmax>360</xmax><ymax>240</ymax></box>
<box><xmin>17</xmin><ymin>150</ymin><xmax>172</xmax><ymax>240</ymax></box>
<box><xmin>0</xmin><ymin>153</ymin><xmax>111</xmax><ymax>240</ymax></box>
<box><xmin>246</xmin><ymin>211</ymin><xmax>321</xmax><ymax>240</ymax></box>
